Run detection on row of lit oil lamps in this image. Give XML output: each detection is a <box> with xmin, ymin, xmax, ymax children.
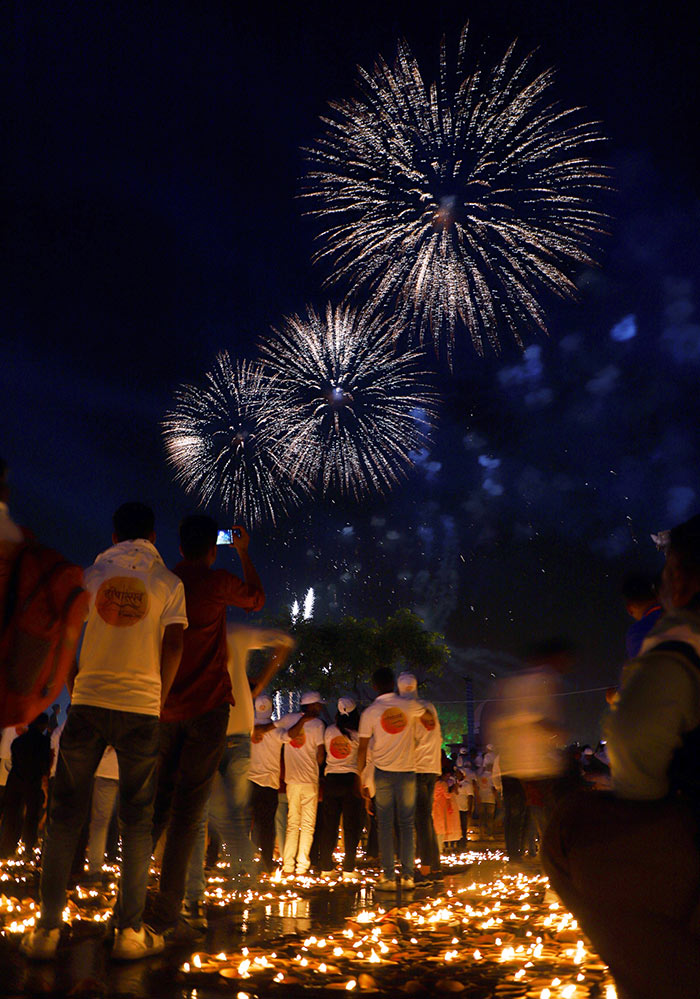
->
<box><xmin>174</xmin><ymin>873</ymin><xmax>618</xmax><ymax>997</ymax></box>
<box><xmin>0</xmin><ymin>851</ymin><xmax>618</xmax><ymax>998</ymax></box>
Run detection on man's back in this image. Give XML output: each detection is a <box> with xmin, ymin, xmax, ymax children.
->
<box><xmin>359</xmin><ymin>692</ymin><xmax>424</xmax><ymax>772</ymax></box>
<box><xmin>73</xmin><ymin>540</ymin><xmax>187</xmax><ymax>717</ymax></box>
<box><xmin>283</xmin><ymin>717</ymin><xmax>325</xmax><ymax>784</ymax></box>
<box><xmin>161</xmin><ymin>563</ymin><xmax>248</xmax><ymax>722</ymax></box>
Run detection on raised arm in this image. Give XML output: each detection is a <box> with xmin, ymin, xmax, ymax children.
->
<box><xmin>251</xmin><ymin>632</ymin><xmax>296</xmax><ymax>699</ymax></box>
<box><xmin>231</xmin><ymin>527</ymin><xmax>265</xmax><ymax>609</ymax></box>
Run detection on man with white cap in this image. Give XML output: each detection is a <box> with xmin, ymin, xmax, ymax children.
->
<box><xmin>398</xmin><ymin>672</ymin><xmax>443</xmax><ymax>886</ymax></box>
<box><xmin>319</xmin><ymin>697</ymin><xmax>364</xmax><ymax>879</ymax></box>
<box><xmin>279</xmin><ymin>692</ymin><xmax>325</xmax><ymax>877</ymax></box>
<box><xmin>249</xmin><ymin>695</ymin><xmax>287</xmax><ymax>872</ymax></box>
<box><xmin>357</xmin><ymin>667</ymin><xmax>432</xmax><ymax>891</ymax></box>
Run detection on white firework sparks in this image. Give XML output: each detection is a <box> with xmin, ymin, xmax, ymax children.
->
<box><xmin>163</xmin><ymin>353</ymin><xmax>305</xmax><ymax>529</ymax></box>
<box><xmin>303</xmin><ymin>26</ymin><xmax>610</xmax><ymax>363</ymax></box>
<box><xmin>260</xmin><ymin>303</ymin><xmax>437</xmax><ymax>499</ymax></box>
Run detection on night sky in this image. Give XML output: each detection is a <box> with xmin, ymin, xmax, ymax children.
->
<box><xmin>4</xmin><ymin>1</ymin><xmax>700</xmax><ymax>740</ymax></box>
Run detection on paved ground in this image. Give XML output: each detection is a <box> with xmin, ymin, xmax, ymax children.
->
<box><xmin>0</xmin><ymin>845</ymin><xmax>616</xmax><ymax>998</ymax></box>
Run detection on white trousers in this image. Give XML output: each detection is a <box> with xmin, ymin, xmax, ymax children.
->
<box><xmin>283</xmin><ymin>782</ymin><xmax>318</xmax><ymax>874</ymax></box>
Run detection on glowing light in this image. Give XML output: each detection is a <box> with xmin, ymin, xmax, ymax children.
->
<box><xmin>260</xmin><ymin>304</ymin><xmax>437</xmax><ymax>498</ymax></box>
<box><xmin>303</xmin><ymin>26</ymin><xmax>609</xmax><ymax>364</ymax></box>
<box><xmin>163</xmin><ymin>353</ymin><xmax>309</xmax><ymax>528</ymax></box>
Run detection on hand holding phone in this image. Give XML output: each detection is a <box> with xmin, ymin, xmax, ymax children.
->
<box><xmin>216</xmin><ymin>527</ymin><xmax>243</xmax><ymax>545</ymax></box>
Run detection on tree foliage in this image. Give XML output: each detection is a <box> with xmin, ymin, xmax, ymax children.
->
<box><xmin>272</xmin><ymin>609</ymin><xmax>449</xmax><ymax>700</ymax></box>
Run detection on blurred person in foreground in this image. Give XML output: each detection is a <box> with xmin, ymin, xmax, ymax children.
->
<box><xmin>543</xmin><ymin>514</ymin><xmax>700</xmax><ymax>999</ymax></box>
<box><xmin>488</xmin><ymin>640</ymin><xmax>572</xmax><ymax>858</ymax></box>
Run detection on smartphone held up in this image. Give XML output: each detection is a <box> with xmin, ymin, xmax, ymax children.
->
<box><xmin>217</xmin><ymin>527</ymin><xmax>242</xmax><ymax>545</ymax></box>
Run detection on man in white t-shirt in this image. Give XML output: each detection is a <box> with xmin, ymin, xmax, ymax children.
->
<box><xmin>22</xmin><ymin>503</ymin><xmax>187</xmax><ymax>962</ymax></box>
<box><xmin>248</xmin><ymin>695</ymin><xmax>288</xmax><ymax>871</ymax></box>
<box><xmin>398</xmin><ymin>672</ymin><xmax>443</xmax><ymax>885</ymax></box>
<box><xmin>357</xmin><ymin>667</ymin><xmax>430</xmax><ymax>891</ymax></box>
<box><xmin>279</xmin><ymin>692</ymin><xmax>325</xmax><ymax>876</ymax></box>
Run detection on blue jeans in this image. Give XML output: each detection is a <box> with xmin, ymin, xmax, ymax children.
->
<box><xmin>185</xmin><ymin>733</ymin><xmax>254</xmax><ymax>897</ymax></box>
<box><xmin>40</xmin><ymin>705</ymin><xmax>159</xmax><ymax>930</ymax></box>
<box><xmin>374</xmin><ymin>768</ymin><xmax>416</xmax><ymax>880</ymax></box>
<box><xmin>149</xmin><ymin>703</ymin><xmax>229</xmax><ymax>929</ymax></box>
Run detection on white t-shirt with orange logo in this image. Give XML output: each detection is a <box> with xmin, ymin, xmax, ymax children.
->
<box><xmin>249</xmin><ymin>726</ymin><xmax>288</xmax><ymax>789</ymax></box>
<box><xmin>408</xmin><ymin>698</ymin><xmax>442</xmax><ymax>775</ymax></box>
<box><xmin>358</xmin><ymin>692</ymin><xmax>426</xmax><ymax>772</ymax></box>
<box><xmin>324</xmin><ymin>725</ymin><xmax>360</xmax><ymax>775</ymax></box>
<box><xmin>282</xmin><ymin>717</ymin><xmax>325</xmax><ymax>785</ymax></box>
<box><xmin>73</xmin><ymin>540</ymin><xmax>188</xmax><ymax>717</ymax></box>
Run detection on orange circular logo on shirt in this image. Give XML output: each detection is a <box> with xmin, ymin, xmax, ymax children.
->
<box><xmin>330</xmin><ymin>735</ymin><xmax>352</xmax><ymax>760</ymax></box>
<box><xmin>290</xmin><ymin>730</ymin><xmax>307</xmax><ymax>749</ymax></box>
<box><xmin>95</xmin><ymin>576</ymin><xmax>150</xmax><ymax>627</ymax></box>
<box><xmin>380</xmin><ymin>707</ymin><xmax>407</xmax><ymax>734</ymax></box>
<box><xmin>420</xmin><ymin>711</ymin><xmax>436</xmax><ymax>731</ymax></box>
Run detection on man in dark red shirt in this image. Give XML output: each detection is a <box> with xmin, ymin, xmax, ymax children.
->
<box><xmin>148</xmin><ymin>515</ymin><xmax>264</xmax><ymax>933</ymax></box>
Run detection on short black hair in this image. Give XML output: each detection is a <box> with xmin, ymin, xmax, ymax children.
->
<box><xmin>372</xmin><ymin>666</ymin><xmax>394</xmax><ymax>694</ymax></box>
<box><xmin>622</xmin><ymin>572</ymin><xmax>657</xmax><ymax>605</ymax></box>
<box><xmin>113</xmin><ymin>502</ymin><xmax>155</xmax><ymax>542</ymax></box>
<box><xmin>669</xmin><ymin>514</ymin><xmax>700</xmax><ymax>579</ymax></box>
<box><xmin>179</xmin><ymin>514</ymin><xmax>218</xmax><ymax>559</ymax></box>
<box><xmin>30</xmin><ymin>712</ymin><xmax>49</xmax><ymax>730</ymax></box>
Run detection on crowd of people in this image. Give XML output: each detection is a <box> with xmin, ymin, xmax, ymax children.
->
<box><xmin>4</xmin><ymin>458</ymin><xmax>700</xmax><ymax>998</ymax></box>
<box><xmin>0</xmin><ymin>483</ymin><xmax>503</xmax><ymax>965</ymax></box>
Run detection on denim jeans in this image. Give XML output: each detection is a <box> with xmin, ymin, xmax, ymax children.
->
<box><xmin>149</xmin><ymin>703</ymin><xmax>228</xmax><ymax>929</ymax></box>
<box><xmin>40</xmin><ymin>705</ymin><xmax>159</xmax><ymax>930</ymax></box>
<box><xmin>415</xmin><ymin>773</ymin><xmax>441</xmax><ymax>872</ymax></box>
<box><xmin>374</xmin><ymin>768</ymin><xmax>416</xmax><ymax>880</ymax></box>
<box><xmin>184</xmin><ymin>733</ymin><xmax>255</xmax><ymax>896</ymax></box>
<box><xmin>86</xmin><ymin>777</ymin><xmax>119</xmax><ymax>875</ymax></box>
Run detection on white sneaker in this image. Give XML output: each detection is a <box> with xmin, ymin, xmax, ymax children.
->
<box><xmin>375</xmin><ymin>878</ymin><xmax>397</xmax><ymax>892</ymax></box>
<box><xmin>400</xmin><ymin>876</ymin><xmax>415</xmax><ymax>890</ymax></box>
<box><xmin>342</xmin><ymin>871</ymin><xmax>356</xmax><ymax>881</ymax></box>
<box><xmin>112</xmin><ymin>925</ymin><xmax>165</xmax><ymax>961</ymax></box>
<box><xmin>20</xmin><ymin>927</ymin><xmax>60</xmax><ymax>960</ymax></box>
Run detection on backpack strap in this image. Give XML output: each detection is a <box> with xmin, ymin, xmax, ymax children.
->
<box><xmin>652</xmin><ymin>640</ymin><xmax>700</xmax><ymax>674</ymax></box>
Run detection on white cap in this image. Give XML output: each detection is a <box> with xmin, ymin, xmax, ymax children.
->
<box><xmin>337</xmin><ymin>696</ymin><xmax>356</xmax><ymax>715</ymax></box>
<box><xmin>254</xmin><ymin>695</ymin><xmax>273</xmax><ymax>724</ymax></box>
<box><xmin>397</xmin><ymin>672</ymin><xmax>418</xmax><ymax>696</ymax></box>
<box><xmin>300</xmin><ymin>691</ymin><xmax>324</xmax><ymax>706</ymax></box>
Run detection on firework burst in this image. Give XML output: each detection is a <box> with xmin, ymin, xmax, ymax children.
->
<box><xmin>303</xmin><ymin>26</ymin><xmax>610</xmax><ymax>363</ymax></box>
<box><xmin>163</xmin><ymin>353</ymin><xmax>305</xmax><ymax>528</ymax></box>
<box><xmin>260</xmin><ymin>304</ymin><xmax>437</xmax><ymax>499</ymax></box>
